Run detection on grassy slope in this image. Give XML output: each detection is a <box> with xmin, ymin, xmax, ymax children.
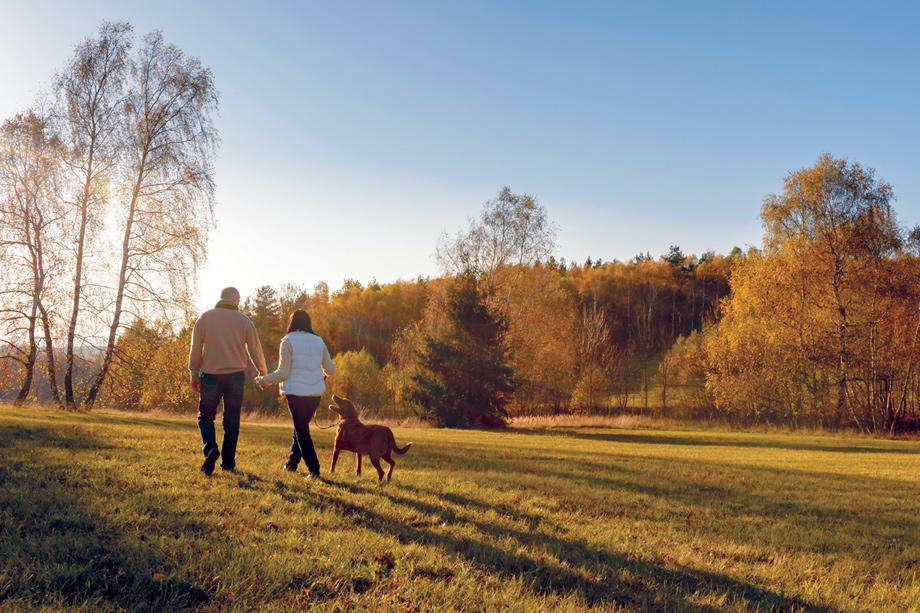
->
<box><xmin>1</xmin><ymin>405</ymin><xmax>918</xmax><ymax>612</ymax></box>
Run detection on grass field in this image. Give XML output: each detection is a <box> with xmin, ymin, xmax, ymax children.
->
<box><xmin>1</xmin><ymin>405</ymin><xmax>919</xmax><ymax>612</ymax></box>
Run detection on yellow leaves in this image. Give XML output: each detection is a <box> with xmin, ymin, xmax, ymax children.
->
<box><xmin>329</xmin><ymin>349</ymin><xmax>387</xmax><ymax>412</ymax></box>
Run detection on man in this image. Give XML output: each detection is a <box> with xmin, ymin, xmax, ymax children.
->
<box><xmin>188</xmin><ymin>287</ymin><xmax>267</xmax><ymax>475</ymax></box>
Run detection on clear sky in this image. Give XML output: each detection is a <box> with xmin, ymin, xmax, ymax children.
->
<box><xmin>2</xmin><ymin>1</ymin><xmax>918</xmax><ymax>310</ymax></box>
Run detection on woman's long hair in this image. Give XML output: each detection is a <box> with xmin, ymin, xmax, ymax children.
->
<box><xmin>286</xmin><ymin>309</ymin><xmax>314</xmax><ymax>334</ymax></box>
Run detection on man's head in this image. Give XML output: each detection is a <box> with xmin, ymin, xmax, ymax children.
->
<box><xmin>220</xmin><ymin>287</ymin><xmax>241</xmax><ymax>305</ymax></box>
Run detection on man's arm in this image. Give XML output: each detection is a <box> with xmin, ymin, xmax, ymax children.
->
<box><xmin>188</xmin><ymin>318</ymin><xmax>204</xmax><ymax>391</ymax></box>
<box><xmin>246</xmin><ymin>321</ymin><xmax>268</xmax><ymax>377</ymax></box>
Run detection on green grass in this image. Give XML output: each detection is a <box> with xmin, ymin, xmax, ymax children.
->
<box><xmin>1</xmin><ymin>405</ymin><xmax>919</xmax><ymax>612</ymax></box>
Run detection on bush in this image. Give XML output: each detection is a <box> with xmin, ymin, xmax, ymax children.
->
<box><xmin>327</xmin><ymin>349</ymin><xmax>390</xmax><ymax>416</ymax></box>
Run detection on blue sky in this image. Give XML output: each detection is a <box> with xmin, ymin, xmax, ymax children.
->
<box><xmin>2</xmin><ymin>1</ymin><xmax>918</xmax><ymax>308</ymax></box>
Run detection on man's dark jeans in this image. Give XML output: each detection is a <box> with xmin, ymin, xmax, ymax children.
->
<box><xmin>197</xmin><ymin>371</ymin><xmax>245</xmax><ymax>470</ymax></box>
<box><xmin>285</xmin><ymin>394</ymin><xmax>321</xmax><ymax>475</ymax></box>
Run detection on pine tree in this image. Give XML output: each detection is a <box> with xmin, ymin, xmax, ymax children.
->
<box><xmin>410</xmin><ymin>276</ymin><xmax>513</xmax><ymax>427</ymax></box>
<box><xmin>244</xmin><ymin>285</ymin><xmax>283</xmax><ymax>347</ymax></box>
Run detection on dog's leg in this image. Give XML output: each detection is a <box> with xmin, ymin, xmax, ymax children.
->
<box><xmin>331</xmin><ymin>447</ymin><xmax>340</xmax><ymax>473</ymax></box>
<box><xmin>369</xmin><ymin>456</ymin><xmax>385</xmax><ymax>481</ymax></box>
<box><xmin>356</xmin><ymin>453</ymin><xmax>362</xmax><ymax>476</ymax></box>
<box><xmin>383</xmin><ymin>451</ymin><xmax>394</xmax><ymax>481</ymax></box>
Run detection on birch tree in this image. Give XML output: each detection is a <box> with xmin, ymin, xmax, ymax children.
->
<box><xmin>55</xmin><ymin>21</ymin><xmax>132</xmax><ymax>409</ymax></box>
<box><xmin>83</xmin><ymin>30</ymin><xmax>218</xmax><ymax>409</ymax></box>
<box><xmin>0</xmin><ymin>112</ymin><xmax>65</xmax><ymax>405</ymax></box>
<box><xmin>761</xmin><ymin>154</ymin><xmax>897</xmax><ymax>427</ymax></box>
<box><xmin>436</xmin><ymin>186</ymin><xmax>557</xmax><ymax>313</ymax></box>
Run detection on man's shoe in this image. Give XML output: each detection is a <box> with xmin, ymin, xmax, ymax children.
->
<box><xmin>201</xmin><ymin>449</ymin><xmax>220</xmax><ymax>476</ymax></box>
<box><xmin>220</xmin><ymin>466</ymin><xmax>236</xmax><ymax>473</ymax></box>
<box><xmin>305</xmin><ymin>472</ymin><xmax>320</xmax><ymax>480</ymax></box>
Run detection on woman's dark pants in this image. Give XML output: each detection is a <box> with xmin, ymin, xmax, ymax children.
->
<box><xmin>197</xmin><ymin>371</ymin><xmax>245</xmax><ymax>470</ymax></box>
<box><xmin>285</xmin><ymin>394</ymin><xmax>321</xmax><ymax>475</ymax></box>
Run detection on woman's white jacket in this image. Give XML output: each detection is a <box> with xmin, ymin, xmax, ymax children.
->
<box><xmin>259</xmin><ymin>331</ymin><xmax>335</xmax><ymax>397</ymax></box>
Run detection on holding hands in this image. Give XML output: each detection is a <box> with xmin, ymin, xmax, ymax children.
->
<box><xmin>255</xmin><ymin>375</ymin><xmax>269</xmax><ymax>390</ymax></box>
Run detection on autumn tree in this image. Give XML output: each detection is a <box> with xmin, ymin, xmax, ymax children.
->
<box><xmin>660</xmin><ymin>328</ymin><xmax>715</xmax><ymax>417</ymax></box>
<box><xmin>500</xmin><ymin>264</ymin><xmax>577</xmax><ymax>415</ymax></box>
<box><xmin>571</xmin><ymin>301</ymin><xmax>613</xmax><ymax>412</ymax></box>
<box><xmin>700</xmin><ymin>155</ymin><xmax>920</xmax><ymax>431</ymax></box>
<box><xmin>98</xmin><ymin>319</ymin><xmax>163</xmax><ymax>410</ymax></box>
<box><xmin>331</xmin><ymin>349</ymin><xmax>390</xmax><ymax>416</ymax></box>
<box><xmin>0</xmin><ymin>111</ymin><xmax>65</xmax><ymax>406</ymax></box>
<box><xmin>761</xmin><ymin>155</ymin><xmax>899</xmax><ymax>427</ymax></box>
<box><xmin>139</xmin><ymin>327</ymin><xmax>197</xmax><ymax>413</ymax></box>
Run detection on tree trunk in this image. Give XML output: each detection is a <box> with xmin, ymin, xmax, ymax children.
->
<box><xmin>14</xmin><ymin>361</ymin><xmax>34</xmax><ymax>405</ymax></box>
<box><xmin>84</xmin><ymin>160</ymin><xmax>145</xmax><ymax>409</ymax></box>
<box><xmin>14</xmin><ymin>305</ymin><xmax>38</xmax><ymax>406</ymax></box>
<box><xmin>64</xmin><ymin>202</ymin><xmax>89</xmax><ymax>409</ymax></box>
<box><xmin>660</xmin><ymin>370</ymin><xmax>667</xmax><ymax>412</ymax></box>
<box><xmin>31</xmin><ymin>214</ymin><xmax>62</xmax><ymax>407</ymax></box>
<box><xmin>38</xmin><ymin>302</ymin><xmax>62</xmax><ymax>407</ymax></box>
<box><xmin>890</xmin><ymin>306</ymin><xmax>920</xmax><ymax>435</ymax></box>
<box><xmin>837</xmin><ymin>316</ymin><xmax>862</xmax><ymax>432</ymax></box>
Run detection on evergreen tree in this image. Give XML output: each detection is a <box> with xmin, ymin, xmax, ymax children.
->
<box><xmin>410</xmin><ymin>276</ymin><xmax>513</xmax><ymax>427</ymax></box>
<box><xmin>244</xmin><ymin>285</ymin><xmax>283</xmax><ymax>348</ymax></box>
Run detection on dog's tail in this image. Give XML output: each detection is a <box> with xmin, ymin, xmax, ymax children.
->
<box><xmin>390</xmin><ymin>431</ymin><xmax>412</xmax><ymax>455</ymax></box>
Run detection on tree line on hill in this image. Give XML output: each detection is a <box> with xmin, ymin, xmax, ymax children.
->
<box><xmin>83</xmin><ymin>226</ymin><xmax>732</xmax><ymax>426</ymax></box>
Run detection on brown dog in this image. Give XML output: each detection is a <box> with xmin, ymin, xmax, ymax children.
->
<box><xmin>329</xmin><ymin>394</ymin><xmax>412</xmax><ymax>481</ymax></box>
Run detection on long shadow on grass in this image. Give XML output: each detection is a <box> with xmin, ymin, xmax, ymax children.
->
<box><xmin>511</xmin><ymin>427</ymin><xmax>920</xmax><ymax>454</ymax></box>
<box><xmin>82</xmin><ymin>411</ymin><xmax>195</xmax><ymax>431</ymax></box>
<box><xmin>317</xmin><ymin>481</ymin><xmax>834</xmax><ymax>611</ymax></box>
<box><xmin>0</xmin><ymin>421</ymin><xmax>212</xmax><ymax>610</ymax></box>
<box><xmin>538</xmin><ymin>459</ymin><xmax>920</xmax><ymax>554</ymax></box>
<box><xmin>399</xmin><ymin>483</ymin><xmax>547</xmax><ymax>529</ymax></box>
<box><xmin>410</xmin><ymin>441</ymin><xmax>920</xmax><ymax>562</ymax></box>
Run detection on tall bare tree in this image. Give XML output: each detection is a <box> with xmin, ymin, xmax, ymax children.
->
<box><xmin>436</xmin><ymin>186</ymin><xmax>557</xmax><ymax>312</ymax></box>
<box><xmin>83</xmin><ymin>30</ymin><xmax>218</xmax><ymax>409</ymax></box>
<box><xmin>573</xmin><ymin>300</ymin><xmax>612</xmax><ymax>412</ymax></box>
<box><xmin>55</xmin><ymin>21</ymin><xmax>133</xmax><ymax>409</ymax></box>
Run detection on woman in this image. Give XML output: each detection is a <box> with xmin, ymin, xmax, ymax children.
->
<box><xmin>256</xmin><ymin>310</ymin><xmax>335</xmax><ymax>478</ymax></box>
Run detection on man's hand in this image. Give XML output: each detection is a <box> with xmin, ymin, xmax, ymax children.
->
<box><xmin>255</xmin><ymin>375</ymin><xmax>268</xmax><ymax>391</ymax></box>
<box><xmin>190</xmin><ymin>376</ymin><xmax>200</xmax><ymax>392</ymax></box>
